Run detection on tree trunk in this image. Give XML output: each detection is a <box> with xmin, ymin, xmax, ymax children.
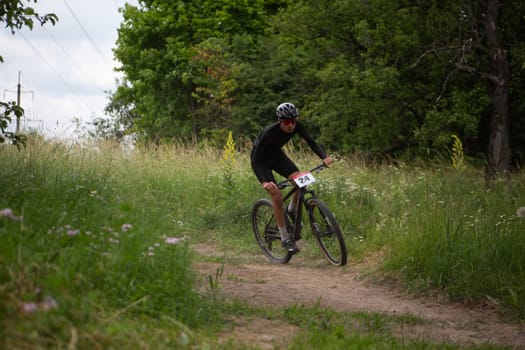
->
<box><xmin>485</xmin><ymin>0</ymin><xmax>510</xmax><ymax>178</ymax></box>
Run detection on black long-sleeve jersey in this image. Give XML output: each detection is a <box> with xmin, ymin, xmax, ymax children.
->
<box><xmin>251</xmin><ymin>121</ymin><xmax>327</xmax><ymax>161</ymax></box>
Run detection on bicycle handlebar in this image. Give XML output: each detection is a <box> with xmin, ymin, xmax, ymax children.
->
<box><xmin>276</xmin><ymin>163</ymin><xmax>328</xmax><ymax>189</ymax></box>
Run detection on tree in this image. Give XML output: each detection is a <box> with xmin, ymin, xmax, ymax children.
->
<box><xmin>0</xmin><ymin>0</ymin><xmax>58</xmax><ymax>62</ymax></box>
<box><xmin>109</xmin><ymin>0</ymin><xmax>525</xmax><ymax>170</ymax></box>
<box><xmin>0</xmin><ymin>0</ymin><xmax>57</xmax><ymax>145</ymax></box>
<box><xmin>432</xmin><ymin>0</ymin><xmax>512</xmax><ymax>176</ymax></box>
<box><xmin>110</xmin><ymin>0</ymin><xmax>273</xmax><ymax>143</ymax></box>
<box><xmin>267</xmin><ymin>0</ymin><xmax>524</xmax><ymax>171</ymax></box>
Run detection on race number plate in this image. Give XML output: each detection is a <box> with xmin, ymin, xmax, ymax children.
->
<box><xmin>292</xmin><ymin>171</ymin><xmax>316</xmax><ymax>188</ymax></box>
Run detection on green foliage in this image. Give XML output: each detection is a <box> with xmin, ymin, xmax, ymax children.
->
<box><xmin>107</xmin><ymin>0</ymin><xmax>525</xmax><ymax>166</ymax></box>
<box><xmin>111</xmin><ymin>0</ymin><xmax>272</xmax><ymax>142</ymax></box>
<box><xmin>0</xmin><ymin>101</ymin><xmax>26</xmax><ymax>147</ymax></box>
<box><xmin>414</xmin><ymin>87</ymin><xmax>490</xmax><ymax>155</ymax></box>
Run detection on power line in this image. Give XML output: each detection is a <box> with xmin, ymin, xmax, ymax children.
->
<box><xmin>42</xmin><ymin>26</ymin><xmax>103</xmax><ymax>90</ymax></box>
<box><xmin>43</xmin><ymin>26</ymin><xmax>82</xmax><ymax>71</ymax></box>
<box><xmin>62</xmin><ymin>0</ymin><xmax>108</xmax><ymax>64</ymax></box>
<box><xmin>17</xmin><ymin>30</ymin><xmax>96</xmax><ymax>113</ymax></box>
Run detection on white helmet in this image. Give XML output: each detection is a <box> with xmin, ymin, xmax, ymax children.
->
<box><xmin>276</xmin><ymin>102</ymin><xmax>298</xmax><ymax>119</ymax></box>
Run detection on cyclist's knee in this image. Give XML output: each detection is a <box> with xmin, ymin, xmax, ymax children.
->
<box><xmin>267</xmin><ymin>188</ymin><xmax>283</xmax><ymax>205</ymax></box>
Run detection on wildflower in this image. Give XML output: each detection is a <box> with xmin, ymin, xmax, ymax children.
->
<box><xmin>221</xmin><ymin>131</ymin><xmax>236</xmax><ymax>167</ymax></box>
<box><xmin>121</xmin><ymin>223</ymin><xmax>133</xmax><ymax>232</ymax></box>
<box><xmin>67</xmin><ymin>229</ymin><xmax>80</xmax><ymax>236</ymax></box>
<box><xmin>22</xmin><ymin>302</ymin><xmax>38</xmax><ymax>314</ymax></box>
<box><xmin>0</xmin><ymin>208</ymin><xmax>14</xmax><ymax>217</ymax></box>
<box><xmin>0</xmin><ymin>208</ymin><xmax>22</xmax><ymax>221</ymax></box>
<box><xmin>517</xmin><ymin>207</ymin><xmax>525</xmax><ymax>218</ymax></box>
<box><xmin>451</xmin><ymin>135</ymin><xmax>466</xmax><ymax>171</ymax></box>
<box><xmin>165</xmin><ymin>237</ymin><xmax>183</xmax><ymax>245</ymax></box>
<box><xmin>41</xmin><ymin>297</ymin><xmax>58</xmax><ymax>311</ymax></box>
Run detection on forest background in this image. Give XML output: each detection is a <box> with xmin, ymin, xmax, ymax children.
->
<box><xmin>99</xmin><ymin>0</ymin><xmax>525</xmax><ymax>178</ymax></box>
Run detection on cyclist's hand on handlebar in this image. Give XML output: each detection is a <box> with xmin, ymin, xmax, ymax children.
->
<box><xmin>262</xmin><ymin>181</ymin><xmax>278</xmax><ymax>192</ymax></box>
<box><xmin>323</xmin><ymin>156</ymin><xmax>333</xmax><ymax>167</ymax></box>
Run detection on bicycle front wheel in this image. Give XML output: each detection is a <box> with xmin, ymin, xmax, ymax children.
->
<box><xmin>307</xmin><ymin>198</ymin><xmax>347</xmax><ymax>266</ymax></box>
<box><xmin>251</xmin><ymin>199</ymin><xmax>292</xmax><ymax>264</ymax></box>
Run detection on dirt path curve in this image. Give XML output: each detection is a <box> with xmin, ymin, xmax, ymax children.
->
<box><xmin>194</xmin><ymin>254</ymin><xmax>525</xmax><ymax>349</ymax></box>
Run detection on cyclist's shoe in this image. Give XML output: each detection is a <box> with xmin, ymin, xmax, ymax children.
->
<box><xmin>282</xmin><ymin>238</ymin><xmax>300</xmax><ymax>254</ymax></box>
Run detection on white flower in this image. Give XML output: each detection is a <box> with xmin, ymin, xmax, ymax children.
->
<box><xmin>121</xmin><ymin>223</ymin><xmax>133</xmax><ymax>232</ymax></box>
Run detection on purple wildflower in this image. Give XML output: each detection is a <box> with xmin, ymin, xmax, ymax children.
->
<box><xmin>0</xmin><ymin>208</ymin><xmax>13</xmax><ymax>217</ymax></box>
<box><xmin>22</xmin><ymin>302</ymin><xmax>38</xmax><ymax>314</ymax></box>
<box><xmin>0</xmin><ymin>208</ymin><xmax>22</xmax><ymax>221</ymax></box>
<box><xmin>165</xmin><ymin>237</ymin><xmax>183</xmax><ymax>245</ymax></box>
<box><xmin>67</xmin><ymin>229</ymin><xmax>80</xmax><ymax>236</ymax></box>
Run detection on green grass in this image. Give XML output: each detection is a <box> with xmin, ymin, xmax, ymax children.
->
<box><xmin>1</xmin><ymin>137</ymin><xmax>524</xmax><ymax>348</ymax></box>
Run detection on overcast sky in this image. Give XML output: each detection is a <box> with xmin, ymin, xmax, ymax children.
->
<box><xmin>1</xmin><ymin>0</ymin><xmax>138</xmax><ymax>138</ymax></box>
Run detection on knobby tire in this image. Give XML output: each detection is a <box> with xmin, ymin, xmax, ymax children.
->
<box><xmin>251</xmin><ymin>199</ymin><xmax>292</xmax><ymax>264</ymax></box>
<box><xmin>307</xmin><ymin>198</ymin><xmax>347</xmax><ymax>266</ymax></box>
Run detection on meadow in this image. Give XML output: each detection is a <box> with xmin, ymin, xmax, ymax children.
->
<box><xmin>1</xmin><ymin>136</ymin><xmax>524</xmax><ymax>349</ymax></box>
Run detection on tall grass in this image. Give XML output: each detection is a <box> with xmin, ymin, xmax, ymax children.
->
<box><xmin>0</xmin><ymin>139</ymin><xmax>234</xmax><ymax>348</ymax></box>
<box><xmin>383</xmin><ymin>169</ymin><xmax>525</xmax><ymax>312</ymax></box>
<box><xmin>1</xmin><ymin>137</ymin><xmax>524</xmax><ymax>348</ymax></box>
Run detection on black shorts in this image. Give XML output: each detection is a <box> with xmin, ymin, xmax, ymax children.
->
<box><xmin>251</xmin><ymin>150</ymin><xmax>299</xmax><ymax>184</ymax></box>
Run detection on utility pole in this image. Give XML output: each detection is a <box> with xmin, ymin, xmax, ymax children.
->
<box><xmin>16</xmin><ymin>71</ymin><xmax>22</xmax><ymax>132</ymax></box>
<box><xmin>3</xmin><ymin>71</ymin><xmax>34</xmax><ymax>133</ymax></box>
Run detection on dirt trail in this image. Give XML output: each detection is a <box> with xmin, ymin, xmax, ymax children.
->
<box><xmin>193</xmin><ymin>246</ymin><xmax>525</xmax><ymax>349</ymax></box>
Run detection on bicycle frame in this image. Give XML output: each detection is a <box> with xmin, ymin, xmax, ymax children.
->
<box><xmin>277</xmin><ymin>164</ymin><xmax>325</xmax><ymax>240</ymax></box>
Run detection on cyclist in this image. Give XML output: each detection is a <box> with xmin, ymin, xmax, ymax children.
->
<box><xmin>251</xmin><ymin>102</ymin><xmax>333</xmax><ymax>254</ymax></box>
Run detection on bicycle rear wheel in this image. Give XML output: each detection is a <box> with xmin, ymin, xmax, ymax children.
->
<box><xmin>307</xmin><ymin>198</ymin><xmax>347</xmax><ymax>266</ymax></box>
<box><xmin>251</xmin><ymin>199</ymin><xmax>292</xmax><ymax>264</ymax></box>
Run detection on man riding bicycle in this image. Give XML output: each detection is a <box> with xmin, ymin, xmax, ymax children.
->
<box><xmin>251</xmin><ymin>102</ymin><xmax>333</xmax><ymax>254</ymax></box>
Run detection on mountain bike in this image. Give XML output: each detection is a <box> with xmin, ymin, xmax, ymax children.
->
<box><xmin>251</xmin><ymin>164</ymin><xmax>347</xmax><ymax>266</ymax></box>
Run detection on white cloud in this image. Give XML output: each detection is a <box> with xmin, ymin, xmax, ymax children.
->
<box><xmin>0</xmin><ymin>0</ymin><xmax>137</xmax><ymax>138</ymax></box>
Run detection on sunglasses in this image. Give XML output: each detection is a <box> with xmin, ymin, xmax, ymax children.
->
<box><xmin>280</xmin><ymin>119</ymin><xmax>296</xmax><ymax>126</ymax></box>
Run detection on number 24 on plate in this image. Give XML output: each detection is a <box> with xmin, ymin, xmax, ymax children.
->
<box><xmin>292</xmin><ymin>172</ymin><xmax>316</xmax><ymax>188</ymax></box>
